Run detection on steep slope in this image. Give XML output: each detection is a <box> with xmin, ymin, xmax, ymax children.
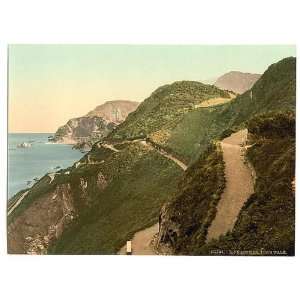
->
<box><xmin>53</xmin><ymin>116</ymin><xmax>111</xmax><ymax>144</ymax></box>
<box><xmin>7</xmin><ymin>57</ymin><xmax>295</xmax><ymax>255</ymax></box>
<box><xmin>52</xmin><ymin>100</ymin><xmax>139</xmax><ymax>144</ymax></box>
<box><xmin>109</xmin><ymin>81</ymin><xmax>233</xmax><ymax>163</ymax></box>
<box><xmin>8</xmin><ymin>142</ymin><xmax>183</xmax><ymax>254</ymax></box>
<box><xmin>215</xmin><ymin>71</ymin><xmax>261</xmax><ymax>94</ymax></box>
<box><xmin>199</xmin><ymin>111</ymin><xmax>295</xmax><ymax>255</ymax></box>
<box><xmin>8</xmin><ymin>81</ymin><xmax>235</xmax><ymax>254</ymax></box>
<box><xmin>109</xmin><ymin>81</ymin><xmax>231</xmax><ymax>141</ymax></box>
<box><xmin>157</xmin><ymin>57</ymin><xmax>296</xmax><ymax>255</ymax></box>
<box><xmin>206</xmin><ymin>129</ymin><xmax>254</xmax><ymax>241</ymax></box>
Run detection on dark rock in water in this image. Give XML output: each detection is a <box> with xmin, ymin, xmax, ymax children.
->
<box><xmin>27</xmin><ymin>181</ymin><xmax>32</xmax><ymax>186</ymax></box>
<box><xmin>33</xmin><ymin>177</ymin><xmax>39</xmax><ymax>182</ymax></box>
<box><xmin>72</xmin><ymin>141</ymin><xmax>92</xmax><ymax>152</ymax></box>
<box><xmin>17</xmin><ymin>142</ymin><xmax>32</xmax><ymax>148</ymax></box>
<box><xmin>54</xmin><ymin>166</ymin><xmax>61</xmax><ymax>170</ymax></box>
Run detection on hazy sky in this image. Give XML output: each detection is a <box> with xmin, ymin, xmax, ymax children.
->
<box><xmin>9</xmin><ymin>44</ymin><xmax>296</xmax><ymax>133</ymax></box>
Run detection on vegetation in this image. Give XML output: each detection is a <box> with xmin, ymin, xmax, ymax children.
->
<box><xmin>7</xmin><ymin>176</ymin><xmax>55</xmax><ymax>224</ymax></box>
<box><xmin>108</xmin><ymin>81</ymin><xmax>230</xmax><ymax>144</ymax></box>
<box><xmin>157</xmin><ymin>57</ymin><xmax>296</xmax><ymax>256</ymax></box>
<box><xmin>48</xmin><ymin>143</ymin><xmax>182</xmax><ymax>254</ymax></box>
<box><xmin>109</xmin><ymin>57</ymin><xmax>296</xmax><ymax>164</ymax></box>
<box><xmin>8</xmin><ymin>56</ymin><xmax>296</xmax><ymax>255</ymax></box>
<box><xmin>197</xmin><ymin>111</ymin><xmax>295</xmax><ymax>255</ymax></box>
<box><xmin>158</xmin><ymin>143</ymin><xmax>225</xmax><ymax>253</ymax></box>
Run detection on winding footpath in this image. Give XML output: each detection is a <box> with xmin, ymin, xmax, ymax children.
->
<box><xmin>7</xmin><ymin>191</ymin><xmax>29</xmax><ymax>216</ymax></box>
<box><xmin>140</xmin><ymin>141</ymin><xmax>187</xmax><ymax>171</ymax></box>
<box><xmin>118</xmin><ymin>223</ymin><xmax>159</xmax><ymax>255</ymax></box>
<box><xmin>101</xmin><ymin>143</ymin><xmax>120</xmax><ymax>153</ymax></box>
<box><xmin>118</xmin><ymin>141</ymin><xmax>187</xmax><ymax>255</ymax></box>
<box><xmin>194</xmin><ymin>93</ymin><xmax>236</xmax><ymax>108</ymax></box>
<box><xmin>206</xmin><ymin>129</ymin><xmax>254</xmax><ymax>242</ymax></box>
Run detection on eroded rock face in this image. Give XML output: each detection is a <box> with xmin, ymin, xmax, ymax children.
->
<box><xmin>7</xmin><ymin>168</ymin><xmax>110</xmax><ymax>254</ymax></box>
<box><xmin>97</xmin><ymin>172</ymin><xmax>107</xmax><ymax>190</ymax></box>
<box><xmin>86</xmin><ymin>100</ymin><xmax>140</xmax><ymax>124</ymax></box>
<box><xmin>53</xmin><ymin>116</ymin><xmax>109</xmax><ymax>144</ymax></box>
<box><xmin>7</xmin><ymin>183</ymin><xmax>76</xmax><ymax>254</ymax></box>
<box><xmin>52</xmin><ymin>100</ymin><xmax>139</xmax><ymax>144</ymax></box>
<box><xmin>156</xmin><ymin>203</ymin><xmax>180</xmax><ymax>253</ymax></box>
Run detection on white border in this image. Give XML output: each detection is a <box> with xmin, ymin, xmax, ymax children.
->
<box><xmin>0</xmin><ymin>1</ymin><xmax>299</xmax><ymax>300</ymax></box>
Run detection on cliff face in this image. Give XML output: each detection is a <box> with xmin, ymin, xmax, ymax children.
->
<box><xmin>86</xmin><ymin>100</ymin><xmax>140</xmax><ymax>123</ymax></box>
<box><xmin>53</xmin><ymin>116</ymin><xmax>110</xmax><ymax>144</ymax></box>
<box><xmin>53</xmin><ymin>100</ymin><xmax>139</xmax><ymax>144</ymax></box>
<box><xmin>8</xmin><ymin>183</ymin><xmax>76</xmax><ymax>254</ymax></box>
<box><xmin>8</xmin><ymin>170</ymin><xmax>108</xmax><ymax>254</ymax></box>
<box><xmin>215</xmin><ymin>71</ymin><xmax>261</xmax><ymax>94</ymax></box>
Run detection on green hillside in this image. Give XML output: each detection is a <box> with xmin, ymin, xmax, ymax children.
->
<box><xmin>157</xmin><ymin>57</ymin><xmax>296</xmax><ymax>255</ymax></box>
<box><xmin>8</xmin><ymin>57</ymin><xmax>296</xmax><ymax>255</ymax></box>
<box><xmin>197</xmin><ymin>111</ymin><xmax>295</xmax><ymax>255</ymax></box>
<box><xmin>109</xmin><ymin>58</ymin><xmax>295</xmax><ymax>165</ymax></box>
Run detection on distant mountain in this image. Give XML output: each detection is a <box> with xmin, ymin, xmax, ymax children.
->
<box><xmin>52</xmin><ymin>100</ymin><xmax>139</xmax><ymax>144</ymax></box>
<box><xmin>214</xmin><ymin>71</ymin><xmax>261</xmax><ymax>94</ymax></box>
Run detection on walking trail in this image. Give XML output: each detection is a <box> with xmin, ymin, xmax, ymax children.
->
<box><xmin>194</xmin><ymin>93</ymin><xmax>236</xmax><ymax>108</ymax></box>
<box><xmin>101</xmin><ymin>143</ymin><xmax>120</xmax><ymax>153</ymax></box>
<box><xmin>7</xmin><ymin>191</ymin><xmax>29</xmax><ymax>216</ymax></box>
<box><xmin>117</xmin><ymin>141</ymin><xmax>186</xmax><ymax>254</ymax></box>
<box><xmin>140</xmin><ymin>141</ymin><xmax>187</xmax><ymax>171</ymax></box>
<box><xmin>206</xmin><ymin>129</ymin><xmax>254</xmax><ymax>242</ymax></box>
<box><xmin>118</xmin><ymin>223</ymin><xmax>159</xmax><ymax>255</ymax></box>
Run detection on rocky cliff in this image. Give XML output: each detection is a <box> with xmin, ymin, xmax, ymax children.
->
<box><xmin>86</xmin><ymin>100</ymin><xmax>140</xmax><ymax>123</ymax></box>
<box><xmin>215</xmin><ymin>71</ymin><xmax>261</xmax><ymax>94</ymax></box>
<box><xmin>52</xmin><ymin>100</ymin><xmax>139</xmax><ymax>144</ymax></box>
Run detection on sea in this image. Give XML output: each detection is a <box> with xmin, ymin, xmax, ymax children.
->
<box><xmin>8</xmin><ymin>133</ymin><xmax>84</xmax><ymax>199</ymax></box>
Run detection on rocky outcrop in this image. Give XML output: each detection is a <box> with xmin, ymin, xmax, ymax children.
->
<box><xmin>215</xmin><ymin>71</ymin><xmax>261</xmax><ymax>94</ymax></box>
<box><xmin>86</xmin><ymin>100</ymin><xmax>140</xmax><ymax>123</ymax></box>
<box><xmin>7</xmin><ymin>161</ymin><xmax>110</xmax><ymax>254</ymax></box>
<box><xmin>52</xmin><ymin>100</ymin><xmax>139</xmax><ymax>145</ymax></box>
<box><xmin>52</xmin><ymin>116</ymin><xmax>112</xmax><ymax>144</ymax></box>
<box><xmin>7</xmin><ymin>183</ymin><xmax>76</xmax><ymax>254</ymax></box>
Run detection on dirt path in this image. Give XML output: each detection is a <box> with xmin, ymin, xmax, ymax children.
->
<box><xmin>101</xmin><ymin>143</ymin><xmax>120</xmax><ymax>153</ymax></box>
<box><xmin>48</xmin><ymin>173</ymin><xmax>57</xmax><ymax>184</ymax></box>
<box><xmin>140</xmin><ymin>141</ymin><xmax>187</xmax><ymax>171</ymax></box>
<box><xmin>7</xmin><ymin>191</ymin><xmax>29</xmax><ymax>216</ymax></box>
<box><xmin>206</xmin><ymin>129</ymin><xmax>254</xmax><ymax>242</ymax></box>
<box><xmin>117</xmin><ymin>140</ymin><xmax>186</xmax><ymax>255</ymax></box>
<box><xmin>118</xmin><ymin>223</ymin><xmax>159</xmax><ymax>255</ymax></box>
<box><xmin>195</xmin><ymin>93</ymin><xmax>236</xmax><ymax>108</ymax></box>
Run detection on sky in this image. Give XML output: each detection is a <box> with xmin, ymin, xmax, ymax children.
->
<box><xmin>8</xmin><ymin>44</ymin><xmax>296</xmax><ymax>133</ymax></box>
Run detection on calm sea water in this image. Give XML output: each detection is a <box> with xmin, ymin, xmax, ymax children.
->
<box><xmin>8</xmin><ymin>133</ymin><xmax>83</xmax><ymax>199</ymax></box>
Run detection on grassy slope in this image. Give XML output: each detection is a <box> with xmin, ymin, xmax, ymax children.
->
<box><xmin>9</xmin><ymin>57</ymin><xmax>295</xmax><ymax>255</ymax></box>
<box><xmin>197</xmin><ymin>112</ymin><xmax>295</xmax><ymax>255</ymax></box>
<box><xmin>157</xmin><ymin>57</ymin><xmax>296</xmax><ymax>255</ymax></box>
<box><xmin>109</xmin><ymin>81</ymin><xmax>230</xmax><ymax>140</ymax></box>
<box><xmin>108</xmin><ymin>81</ymin><xmax>231</xmax><ymax>162</ymax></box>
<box><xmin>159</xmin><ymin>144</ymin><xmax>225</xmax><ymax>253</ymax></box>
<box><xmin>48</xmin><ymin>143</ymin><xmax>182</xmax><ymax>254</ymax></box>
